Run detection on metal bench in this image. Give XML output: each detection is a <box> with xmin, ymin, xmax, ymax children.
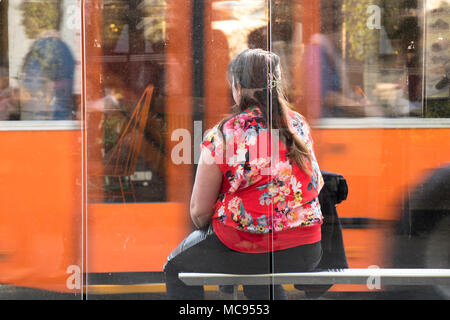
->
<box><xmin>179</xmin><ymin>268</ymin><xmax>450</xmax><ymax>299</ymax></box>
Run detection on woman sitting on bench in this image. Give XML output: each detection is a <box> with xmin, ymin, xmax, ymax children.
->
<box><xmin>164</xmin><ymin>49</ymin><xmax>324</xmax><ymax>300</ymax></box>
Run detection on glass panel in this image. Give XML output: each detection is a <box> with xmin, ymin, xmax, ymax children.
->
<box><xmin>84</xmin><ymin>1</ymin><xmax>186</xmax><ymax>296</ymax></box>
<box><xmin>270</xmin><ymin>0</ymin><xmax>450</xmax><ymax>300</ymax></box>
<box><xmin>90</xmin><ymin>0</ymin><xmax>167</xmax><ymax>203</ymax></box>
<box><xmin>83</xmin><ymin>0</ymin><xmax>275</xmax><ymax>299</ymax></box>
<box><xmin>0</xmin><ymin>0</ymin><xmax>83</xmax><ymax>299</ymax></box>
<box><xmin>81</xmin><ymin>0</ymin><xmax>448</xmax><ymax>300</ymax></box>
<box><xmin>268</xmin><ymin>0</ymin><xmax>328</xmax><ymax>300</ymax></box>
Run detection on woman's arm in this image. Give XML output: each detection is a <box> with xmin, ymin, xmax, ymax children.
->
<box><xmin>190</xmin><ymin>148</ymin><xmax>223</xmax><ymax>229</ymax></box>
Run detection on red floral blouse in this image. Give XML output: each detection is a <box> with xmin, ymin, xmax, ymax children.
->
<box><xmin>201</xmin><ymin>106</ymin><xmax>324</xmax><ymax>253</ymax></box>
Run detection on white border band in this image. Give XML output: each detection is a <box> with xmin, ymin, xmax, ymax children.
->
<box><xmin>313</xmin><ymin>117</ymin><xmax>450</xmax><ymax>129</ymax></box>
<box><xmin>0</xmin><ymin>120</ymin><xmax>81</xmax><ymax>131</ymax></box>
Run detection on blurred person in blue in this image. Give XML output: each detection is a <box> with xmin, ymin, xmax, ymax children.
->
<box><xmin>19</xmin><ymin>0</ymin><xmax>75</xmax><ymax>120</ymax></box>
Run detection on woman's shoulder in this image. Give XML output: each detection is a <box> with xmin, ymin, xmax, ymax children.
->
<box><xmin>286</xmin><ymin>109</ymin><xmax>313</xmax><ymax>141</ymax></box>
<box><xmin>287</xmin><ymin>108</ymin><xmax>308</xmax><ymax>125</ymax></box>
<box><xmin>222</xmin><ymin>106</ymin><xmax>265</xmax><ymax>132</ymax></box>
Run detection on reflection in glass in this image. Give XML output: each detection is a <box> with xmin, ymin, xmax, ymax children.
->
<box><xmin>94</xmin><ymin>0</ymin><xmax>272</xmax><ymax>203</ymax></box>
<box><xmin>257</xmin><ymin>0</ymin><xmax>448</xmax><ymax>119</ymax></box>
<box><xmin>0</xmin><ymin>0</ymin><xmax>80</xmax><ymax>121</ymax></box>
<box><xmin>80</xmin><ymin>0</ymin><xmax>450</xmax><ymax>300</ymax></box>
<box><xmin>424</xmin><ymin>1</ymin><xmax>450</xmax><ymax>117</ymax></box>
<box><xmin>95</xmin><ymin>0</ymin><xmax>168</xmax><ymax>203</ymax></box>
<box><xmin>305</xmin><ymin>0</ymin><xmax>421</xmax><ymax>118</ymax></box>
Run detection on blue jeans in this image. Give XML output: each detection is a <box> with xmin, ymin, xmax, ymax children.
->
<box><xmin>164</xmin><ymin>225</ymin><xmax>322</xmax><ymax>300</ymax></box>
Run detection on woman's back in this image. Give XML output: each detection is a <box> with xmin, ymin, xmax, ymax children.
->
<box><xmin>165</xmin><ymin>49</ymin><xmax>324</xmax><ymax>300</ymax></box>
<box><xmin>202</xmin><ymin>105</ymin><xmax>324</xmax><ymax>252</ymax></box>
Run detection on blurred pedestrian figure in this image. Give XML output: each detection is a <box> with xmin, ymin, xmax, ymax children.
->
<box><xmin>19</xmin><ymin>0</ymin><xmax>75</xmax><ymax>120</ymax></box>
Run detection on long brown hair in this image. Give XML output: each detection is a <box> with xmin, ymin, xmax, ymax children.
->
<box><xmin>219</xmin><ymin>49</ymin><xmax>312</xmax><ymax>173</ymax></box>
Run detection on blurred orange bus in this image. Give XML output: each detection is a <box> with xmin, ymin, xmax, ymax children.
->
<box><xmin>0</xmin><ymin>0</ymin><xmax>448</xmax><ymax>298</ymax></box>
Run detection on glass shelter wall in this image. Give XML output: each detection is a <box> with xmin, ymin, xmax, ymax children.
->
<box><xmin>83</xmin><ymin>0</ymin><xmax>277</xmax><ymax>298</ymax></box>
<box><xmin>0</xmin><ymin>0</ymin><xmax>83</xmax><ymax>298</ymax></box>
<box><xmin>83</xmin><ymin>0</ymin><xmax>449</xmax><ymax>299</ymax></box>
<box><xmin>270</xmin><ymin>0</ymin><xmax>450</xmax><ymax>296</ymax></box>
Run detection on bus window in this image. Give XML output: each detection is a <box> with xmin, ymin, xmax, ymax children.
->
<box><xmin>0</xmin><ymin>0</ymin><xmax>81</xmax><ymax>121</ymax></box>
<box><xmin>282</xmin><ymin>0</ymin><xmax>449</xmax><ymax>119</ymax></box>
<box><xmin>204</xmin><ymin>0</ymin><xmax>268</xmax><ymax>128</ymax></box>
<box><xmin>84</xmin><ymin>0</ymin><xmax>173</xmax><ymax>204</ymax></box>
<box><xmin>424</xmin><ymin>1</ymin><xmax>450</xmax><ymax>117</ymax></box>
<box><xmin>84</xmin><ymin>0</ymin><xmax>270</xmax><ymax>203</ymax></box>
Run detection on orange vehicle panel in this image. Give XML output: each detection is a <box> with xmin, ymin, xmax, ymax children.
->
<box><xmin>0</xmin><ymin>130</ymin><xmax>82</xmax><ymax>292</ymax></box>
<box><xmin>87</xmin><ymin>203</ymin><xmax>189</xmax><ymax>273</ymax></box>
<box><xmin>314</xmin><ymin>127</ymin><xmax>450</xmax><ymax>268</ymax></box>
<box><xmin>315</xmin><ymin>128</ymin><xmax>450</xmax><ymax>220</ymax></box>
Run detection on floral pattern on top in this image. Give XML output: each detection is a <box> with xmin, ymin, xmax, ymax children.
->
<box><xmin>201</xmin><ymin>106</ymin><xmax>324</xmax><ymax>234</ymax></box>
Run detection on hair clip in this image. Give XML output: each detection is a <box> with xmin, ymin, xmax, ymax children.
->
<box><xmin>268</xmin><ymin>72</ymin><xmax>281</xmax><ymax>90</ymax></box>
